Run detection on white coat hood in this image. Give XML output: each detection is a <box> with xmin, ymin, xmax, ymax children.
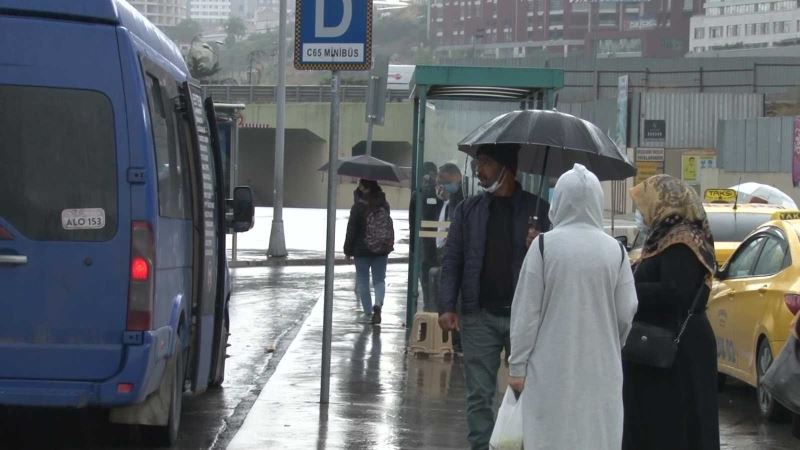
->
<box><xmin>548</xmin><ymin>163</ymin><xmax>604</xmax><ymax>230</ymax></box>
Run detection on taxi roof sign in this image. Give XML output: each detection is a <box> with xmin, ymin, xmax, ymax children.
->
<box><xmin>772</xmin><ymin>211</ymin><xmax>800</xmax><ymax>221</ymax></box>
<box><xmin>704</xmin><ymin>189</ymin><xmax>737</xmax><ymax>204</ymax></box>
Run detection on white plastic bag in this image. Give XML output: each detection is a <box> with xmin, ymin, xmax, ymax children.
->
<box><xmin>489</xmin><ymin>387</ymin><xmax>523</xmax><ymax>450</ymax></box>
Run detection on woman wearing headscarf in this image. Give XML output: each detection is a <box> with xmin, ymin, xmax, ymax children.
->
<box><xmin>507</xmin><ymin>164</ymin><xmax>638</xmax><ymax>450</ymax></box>
<box><xmin>623</xmin><ymin>174</ymin><xmax>720</xmax><ymax>450</ymax></box>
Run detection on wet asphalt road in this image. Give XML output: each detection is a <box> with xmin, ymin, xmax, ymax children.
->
<box><xmin>0</xmin><ymin>265</ymin><xmax>326</xmax><ymax>450</ymax></box>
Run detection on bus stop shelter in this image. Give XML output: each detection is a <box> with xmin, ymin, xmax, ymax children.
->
<box><xmin>406</xmin><ymin>65</ymin><xmax>565</xmax><ymax>334</ymax></box>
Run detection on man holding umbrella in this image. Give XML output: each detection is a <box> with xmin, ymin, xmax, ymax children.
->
<box><xmin>438</xmin><ymin>143</ymin><xmax>549</xmax><ymax>450</ymax></box>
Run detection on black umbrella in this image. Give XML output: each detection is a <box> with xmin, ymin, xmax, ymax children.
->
<box><xmin>458</xmin><ymin>109</ymin><xmax>636</xmax><ymax>181</ymax></box>
<box><xmin>318</xmin><ymin>154</ymin><xmax>405</xmax><ymax>183</ymax></box>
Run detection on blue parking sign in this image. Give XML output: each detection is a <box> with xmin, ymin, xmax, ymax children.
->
<box><xmin>294</xmin><ymin>0</ymin><xmax>373</xmax><ymax>71</ymax></box>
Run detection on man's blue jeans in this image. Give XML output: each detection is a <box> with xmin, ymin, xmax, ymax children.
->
<box><xmin>460</xmin><ymin>310</ymin><xmax>511</xmax><ymax>450</ymax></box>
<box><xmin>354</xmin><ymin>255</ymin><xmax>388</xmax><ymax>315</ymax></box>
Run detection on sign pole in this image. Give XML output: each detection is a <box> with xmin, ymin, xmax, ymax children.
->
<box><xmin>320</xmin><ymin>70</ymin><xmax>340</xmax><ymax>405</ymax></box>
<box><xmin>268</xmin><ymin>0</ymin><xmax>288</xmax><ymax>257</ymax></box>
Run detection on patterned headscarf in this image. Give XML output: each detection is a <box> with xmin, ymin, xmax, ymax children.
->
<box><xmin>630</xmin><ymin>175</ymin><xmax>716</xmax><ymax>278</ymax></box>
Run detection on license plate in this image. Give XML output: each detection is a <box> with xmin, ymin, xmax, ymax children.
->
<box><xmin>62</xmin><ymin>208</ymin><xmax>106</xmax><ymax>230</ymax></box>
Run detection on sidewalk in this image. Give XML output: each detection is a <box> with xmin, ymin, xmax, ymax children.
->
<box><xmin>226</xmin><ymin>264</ymin><xmax>472</xmax><ymax>450</ymax></box>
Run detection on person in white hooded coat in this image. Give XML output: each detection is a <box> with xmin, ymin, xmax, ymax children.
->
<box><xmin>507</xmin><ymin>164</ymin><xmax>638</xmax><ymax>450</ymax></box>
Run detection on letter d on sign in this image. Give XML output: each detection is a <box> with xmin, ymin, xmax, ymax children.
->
<box><xmin>315</xmin><ymin>0</ymin><xmax>352</xmax><ymax>38</ymax></box>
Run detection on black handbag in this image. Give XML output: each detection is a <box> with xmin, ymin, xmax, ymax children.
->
<box><xmin>622</xmin><ymin>281</ymin><xmax>706</xmax><ymax>369</ymax></box>
<box><xmin>762</xmin><ymin>335</ymin><xmax>800</xmax><ymax>414</ymax></box>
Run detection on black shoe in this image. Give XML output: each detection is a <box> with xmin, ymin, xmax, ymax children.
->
<box><xmin>371</xmin><ymin>306</ymin><xmax>382</xmax><ymax>325</ymax></box>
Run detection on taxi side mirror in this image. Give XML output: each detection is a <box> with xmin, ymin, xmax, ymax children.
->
<box><xmin>715</xmin><ymin>267</ymin><xmax>727</xmax><ymax>280</ymax></box>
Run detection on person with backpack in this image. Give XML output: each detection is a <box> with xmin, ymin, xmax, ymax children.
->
<box><xmin>344</xmin><ymin>179</ymin><xmax>395</xmax><ymax>325</ymax></box>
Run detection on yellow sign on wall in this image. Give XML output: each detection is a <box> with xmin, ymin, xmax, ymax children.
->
<box><xmin>682</xmin><ymin>153</ymin><xmax>716</xmax><ymax>184</ymax></box>
<box><xmin>635</xmin><ymin>161</ymin><xmax>663</xmax><ymax>185</ymax></box>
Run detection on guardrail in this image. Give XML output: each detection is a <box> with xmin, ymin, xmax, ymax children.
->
<box><xmin>201</xmin><ymin>85</ymin><xmax>411</xmax><ymax>104</ymax></box>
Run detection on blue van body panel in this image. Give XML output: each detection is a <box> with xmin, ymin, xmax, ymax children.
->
<box><xmin>0</xmin><ymin>0</ymin><xmax>119</xmax><ymax>24</ymax></box>
<box><xmin>0</xmin><ymin>15</ymin><xmax>131</xmax><ymax>381</ymax></box>
<box><xmin>0</xmin><ymin>328</ymin><xmax>172</xmax><ymax>407</ymax></box>
<box><xmin>0</xmin><ymin>0</ymin><xmax>230</xmax><ymax>409</ymax></box>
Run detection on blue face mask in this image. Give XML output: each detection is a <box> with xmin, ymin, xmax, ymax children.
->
<box><xmin>445</xmin><ymin>182</ymin><xmax>460</xmax><ymax>194</ymax></box>
<box><xmin>634</xmin><ymin>210</ymin><xmax>651</xmax><ymax>235</ymax></box>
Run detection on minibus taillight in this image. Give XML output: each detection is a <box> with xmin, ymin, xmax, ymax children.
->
<box><xmin>127</xmin><ymin>221</ymin><xmax>154</xmax><ymax>331</ymax></box>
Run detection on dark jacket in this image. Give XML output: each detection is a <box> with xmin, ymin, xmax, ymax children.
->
<box><xmin>622</xmin><ymin>244</ymin><xmax>720</xmax><ymax>450</ymax></box>
<box><xmin>344</xmin><ymin>192</ymin><xmax>392</xmax><ymax>257</ymax></box>
<box><xmin>438</xmin><ymin>184</ymin><xmax>551</xmax><ymax>314</ymax></box>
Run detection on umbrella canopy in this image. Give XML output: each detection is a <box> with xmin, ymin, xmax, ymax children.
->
<box><xmin>729</xmin><ymin>182</ymin><xmax>798</xmax><ymax>209</ymax></box>
<box><xmin>458</xmin><ymin>109</ymin><xmax>636</xmax><ymax>181</ymax></box>
<box><xmin>318</xmin><ymin>154</ymin><xmax>405</xmax><ymax>183</ymax></box>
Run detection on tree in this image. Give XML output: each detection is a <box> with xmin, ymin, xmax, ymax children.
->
<box><xmin>187</xmin><ymin>43</ymin><xmax>221</xmax><ymax>82</ymax></box>
<box><xmin>225</xmin><ymin>16</ymin><xmax>248</xmax><ymax>45</ymax></box>
<box><xmin>164</xmin><ymin>19</ymin><xmax>201</xmax><ymax>44</ymax></box>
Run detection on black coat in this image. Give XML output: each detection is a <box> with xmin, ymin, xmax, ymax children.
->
<box><xmin>344</xmin><ymin>193</ymin><xmax>392</xmax><ymax>257</ymax></box>
<box><xmin>623</xmin><ymin>244</ymin><xmax>720</xmax><ymax>450</ymax></box>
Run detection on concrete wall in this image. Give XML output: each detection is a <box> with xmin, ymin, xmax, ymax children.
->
<box><xmin>238</xmin><ymin>128</ymin><xmax>328</xmax><ymax>208</ymax></box>
<box><xmin>241</xmin><ymin>102</ymin><xmax>415</xmax><ymax>208</ymax></box>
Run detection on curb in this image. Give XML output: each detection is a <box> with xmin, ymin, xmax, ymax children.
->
<box><xmin>229</xmin><ymin>256</ymin><xmax>410</xmax><ymax>268</ymax></box>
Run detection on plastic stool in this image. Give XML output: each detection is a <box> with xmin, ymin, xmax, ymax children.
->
<box><xmin>409</xmin><ymin>312</ymin><xmax>454</xmax><ymax>357</ymax></box>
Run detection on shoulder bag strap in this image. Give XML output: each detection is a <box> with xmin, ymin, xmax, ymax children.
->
<box><xmin>674</xmin><ymin>277</ymin><xmax>708</xmax><ymax>344</ymax></box>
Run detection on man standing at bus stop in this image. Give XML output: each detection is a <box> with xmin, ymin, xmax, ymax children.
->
<box><xmin>438</xmin><ymin>144</ymin><xmax>550</xmax><ymax>450</ymax></box>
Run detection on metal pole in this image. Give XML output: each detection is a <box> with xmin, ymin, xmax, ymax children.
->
<box><xmin>406</xmin><ymin>96</ymin><xmax>420</xmax><ymax>338</ymax></box>
<box><xmin>407</xmin><ymin>91</ymin><xmax>426</xmax><ymax>338</ymax></box>
<box><xmin>365</xmin><ymin>116</ymin><xmax>375</xmax><ymax>156</ymax></box>
<box><xmin>321</xmin><ymin>71</ymin><xmax>340</xmax><ymax>404</ymax></box>
<box><xmin>268</xmin><ymin>0</ymin><xmax>288</xmax><ymax>257</ymax></box>
<box><xmin>231</xmin><ymin>112</ymin><xmax>241</xmax><ymax>260</ymax></box>
<box><xmin>533</xmin><ymin>146</ymin><xmax>550</xmax><ymax>231</ymax></box>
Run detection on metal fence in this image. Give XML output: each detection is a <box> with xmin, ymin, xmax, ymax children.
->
<box><xmin>438</xmin><ymin>56</ymin><xmax>800</xmax><ymax>101</ymax></box>
<box><xmin>717</xmin><ymin>117</ymin><xmax>795</xmax><ymax>173</ymax></box>
<box><xmin>201</xmin><ymin>85</ymin><xmax>410</xmax><ymax>104</ymax></box>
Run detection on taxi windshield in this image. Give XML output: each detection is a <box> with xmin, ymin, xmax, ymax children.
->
<box><xmin>707</xmin><ymin>212</ymin><xmax>774</xmax><ymax>242</ymax></box>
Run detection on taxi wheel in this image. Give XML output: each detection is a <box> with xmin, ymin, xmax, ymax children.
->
<box><xmin>757</xmin><ymin>338</ymin><xmax>788</xmax><ymax>422</ymax></box>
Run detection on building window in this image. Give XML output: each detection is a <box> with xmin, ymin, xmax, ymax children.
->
<box><xmin>758</xmin><ymin>2</ymin><xmax>771</xmax><ymax>12</ymax></box>
<box><xmin>759</xmin><ymin>22</ymin><xmax>770</xmax><ymax>34</ymax></box>
<box><xmin>774</xmin><ymin>21</ymin><xmax>790</xmax><ymax>33</ymax></box>
<box><xmin>694</xmin><ymin>27</ymin><xmax>705</xmax><ymax>39</ymax></box>
<box><xmin>745</xmin><ymin>23</ymin><xmax>757</xmax><ymax>35</ymax></box>
<box><xmin>709</xmin><ymin>26</ymin><xmax>723</xmax><ymax>38</ymax></box>
<box><xmin>549</xmin><ymin>0</ymin><xmax>562</xmax><ymax>10</ymax></box>
<box><xmin>707</xmin><ymin>7</ymin><xmax>721</xmax><ymax>15</ymax></box>
<box><xmin>572</xmin><ymin>2</ymin><xmax>589</xmax><ymax>12</ymax></box>
<box><xmin>727</xmin><ymin>24</ymin><xmax>739</xmax><ymax>37</ymax></box>
<box><xmin>693</xmin><ymin>46</ymin><xmax>705</xmax><ymax>52</ymax></box>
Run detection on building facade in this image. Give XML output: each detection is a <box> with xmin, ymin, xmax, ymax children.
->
<box><xmin>129</xmin><ymin>0</ymin><xmax>188</xmax><ymax>27</ymax></box>
<box><xmin>689</xmin><ymin>0</ymin><xmax>800</xmax><ymax>54</ymax></box>
<box><xmin>190</xmin><ymin>0</ymin><xmax>232</xmax><ymax>22</ymax></box>
<box><xmin>430</xmin><ymin>0</ymin><xmax>703</xmax><ymax>59</ymax></box>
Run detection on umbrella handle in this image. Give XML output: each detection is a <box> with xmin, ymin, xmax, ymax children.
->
<box><xmin>533</xmin><ymin>146</ymin><xmax>550</xmax><ymax>231</ymax></box>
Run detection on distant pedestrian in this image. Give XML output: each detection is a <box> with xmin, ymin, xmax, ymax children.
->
<box><xmin>507</xmin><ymin>164</ymin><xmax>638</xmax><ymax>450</ymax></box>
<box><xmin>622</xmin><ymin>174</ymin><xmax>720</xmax><ymax>450</ymax></box>
<box><xmin>438</xmin><ymin>144</ymin><xmax>550</xmax><ymax>450</ymax></box>
<box><xmin>409</xmin><ymin>162</ymin><xmax>441</xmax><ymax>310</ymax></box>
<box><xmin>344</xmin><ymin>179</ymin><xmax>394</xmax><ymax>325</ymax></box>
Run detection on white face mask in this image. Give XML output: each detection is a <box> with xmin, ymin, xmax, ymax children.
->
<box><xmin>481</xmin><ymin>167</ymin><xmax>506</xmax><ymax>194</ymax></box>
<box><xmin>634</xmin><ymin>210</ymin><xmax>651</xmax><ymax>235</ymax></box>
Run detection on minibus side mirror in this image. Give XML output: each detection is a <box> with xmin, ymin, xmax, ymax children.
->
<box><xmin>227</xmin><ymin>186</ymin><xmax>255</xmax><ymax>233</ymax></box>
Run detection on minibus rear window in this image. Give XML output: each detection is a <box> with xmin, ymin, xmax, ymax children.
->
<box><xmin>0</xmin><ymin>85</ymin><xmax>118</xmax><ymax>241</ymax></box>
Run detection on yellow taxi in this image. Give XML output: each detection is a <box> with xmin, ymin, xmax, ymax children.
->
<box><xmin>628</xmin><ymin>189</ymin><xmax>790</xmax><ymax>266</ymax></box>
<box><xmin>709</xmin><ymin>210</ymin><xmax>800</xmax><ymax>421</ymax></box>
